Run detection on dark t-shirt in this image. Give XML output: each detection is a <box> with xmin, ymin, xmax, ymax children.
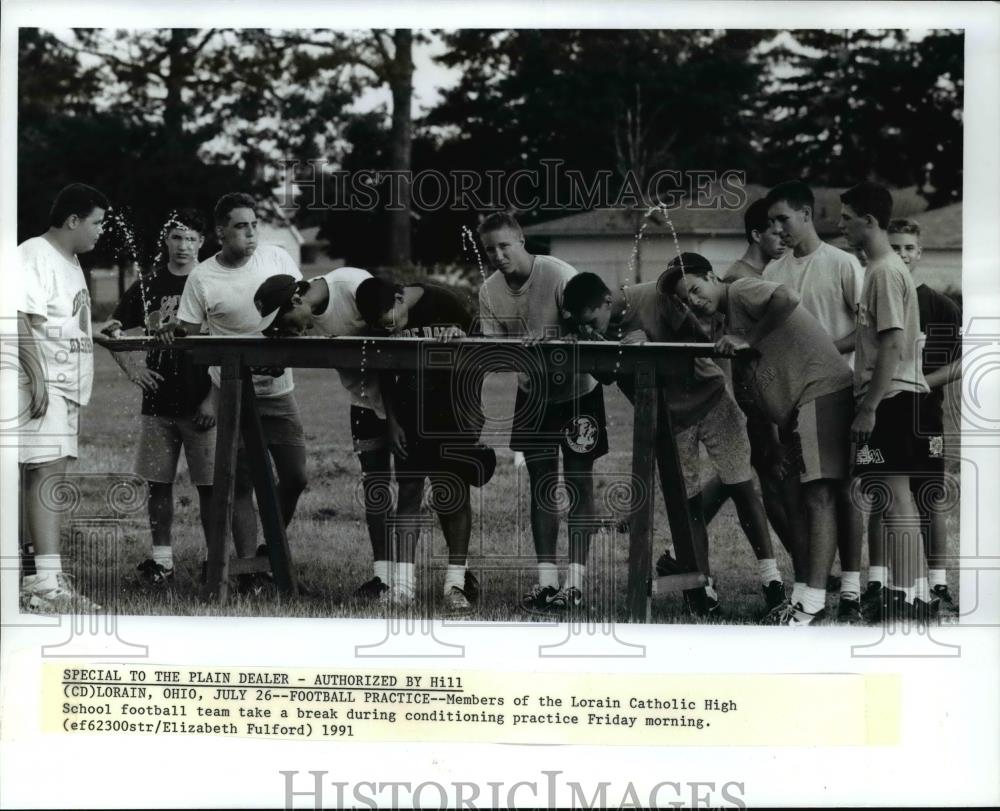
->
<box><xmin>916</xmin><ymin>283</ymin><xmax>962</xmax><ymax>429</ymax></box>
<box><xmin>112</xmin><ymin>266</ymin><xmax>212</xmax><ymax>418</ymax></box>
<box><xmin>389</xmin><ymin>284</ymin><xmax>476</xmax><ymax>429</ymax></box>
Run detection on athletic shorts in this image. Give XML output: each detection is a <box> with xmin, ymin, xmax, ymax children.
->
<box><xmin>509</xmin><ymin>384</ymin><xmax>609</xmax><ymax>463</ymax></box>
<box><xmin>247</xmin><ymin>392</ymin><xmax>306</xmax><ymax>448</ymax></box>
<box><xmin>781</xmin><ymin>386</ymin><xmax>852</xmax><ymax>483</ymax></box>
<box><xmin>351</xmin><ymin>405</ymin><xmax>388</xmax><ymax>453</ymax></box>
<box><xmin>135</xmin><ymin>414</ymin><xmax>215</xmax><ymax>486</ymax></box>
<box><xmin>854</xmin><ymin>391</ymin><xmax>939</xmax><ymax>477</ymax></box>
<box><xmin>675</xmin><ymin>392</ymin><xmax>753</xmax><ymax>496</ymax></box>
<box><xmin>915</xmin><ymin>392</ymin><xmax>945</xmax><ymax>475</ymax></box>
<box><xmin>16</xmin><ymin>386</ymin><xmax>80</xmax><ymax>466</ymax></box>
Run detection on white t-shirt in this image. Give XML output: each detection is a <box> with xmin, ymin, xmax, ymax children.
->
<box><xmin>311</xmin><ymin>267</ymin><xmax>384</xmax><ymax>418</ymax></box>
<box><xmin>478</xmin><ymin>255</ymin><xmax>596</xmax><ymax>403</ymax></box>
<box><xmin>763</xmin><ymin>241</ymin><xmax>863</xmax><ymax>369</ymax></box>
<box><xmin>178</xmin><ymin>244</ymin><xmax>301</xmax><ymax>397</ymax></box>
<box><xmin>18</xmin><ymin>236</ymin><xmax>94</xmax><ymax>406</ymax></box>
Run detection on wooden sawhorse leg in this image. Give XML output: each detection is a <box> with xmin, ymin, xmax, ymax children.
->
<box><xmin>238</xmin><ymin>376</ymin><xmax>297</xmax><ymax>596</ymax></box>
<box><xmin>627</xmin><ymin>362</ymin><xmax>704</xmax><ymax>622</ymax></box>
<box><xmin>201</xmin><ymin>366</ymin><xmax>297</xmax><ymax>602</ymax></box>
<box><xmin>202</xmin><ymin>361</ymin><xmax>242</xmax><ymax>602</ymax></box>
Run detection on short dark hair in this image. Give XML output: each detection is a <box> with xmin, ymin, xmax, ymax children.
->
<box><xmin>562</xmin><ymin>273</ymin><xmax>611</xmax><ymax>318</ymax></box>
<box><xmin>477</xmin><ymin>211</ymin><xmax>523</xmax><ymax>238</ymax></box>
<box><xmin>840</xmin><ymin>182</ymin><xmax>893</xmax><ymax>230</ymax></box>
<box><xmin>165</xmin><ymin>207</ymin><xmax>207</xmax><ymax>236</ymax></box>
<box><xmin>214</xmin><ymin>193</ymin><xmax>257</xmax><ymax>227</ymax></box>
<box><xmin>355</xmin><ymin>276</ymin><xmax>403</xmax><ymax>328</ymax></box>
<box><xmin>888</xmin><ymin>217</ymin><xmax>921</xmax><ymax>238</ymax></box>
<box><xmin>657</xmin><ymin>253</ymin><xmax>714</xmax><ymax>298</ymax></box>
<box><xmin>49</xmin><ymin>183</ymin><xmax>110</xmax><ymax>228</ymax></box>
<box><xmin>765</xmin><ymin>180</ymin><xmax>814</xmax><ymax>213</ymax></box>
<box><xmin>744</xmin><ymin>199</ymin><xmax>771</xmax><ymax>244</ymax></box>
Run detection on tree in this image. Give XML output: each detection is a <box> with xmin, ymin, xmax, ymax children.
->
<box><xmin>757</xmin><ymin>29</ymin><xmax>963</xmax><ymax>205</ymax></box>
<box><xmin>427</xmin><ymin>29</ymin><xmax>773</xmax><ymax>221</ymax></box>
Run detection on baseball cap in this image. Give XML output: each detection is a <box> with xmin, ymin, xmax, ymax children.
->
<box><xmin>253</xmin><ymin>274</ymin><xmax>300</xmax><ymax>330</ymax></box>
<box><xmin>657</xmin><ymin>252</ymin><xmax>713</xmax><ymax>297</ymax></box>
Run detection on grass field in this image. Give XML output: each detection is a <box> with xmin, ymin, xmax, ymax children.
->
<box><xmin>62</xmin><ymin>345</ymin><xmax>960</xmax><ymax>623</ymax></box>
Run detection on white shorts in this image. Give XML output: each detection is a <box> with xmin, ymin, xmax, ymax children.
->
<box><xmin>17</xmin><ymin>386</ymin><xmax>80</xmax><ymax>466</ymax></box>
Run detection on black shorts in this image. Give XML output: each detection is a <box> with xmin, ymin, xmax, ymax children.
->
<box><xmin>351</xmin><ymin>405</ymin><xmax>388</xmax><ymax>453</ymax></box>
<box><xmin>854</xmin><ymin>391</ymin><xmax>928</xmax><ymax>477</ymax></box>
<box><xmin>510</xmin><ymin>384</ymin><xmax>609</xmax><ymax>463</ymax></box>
<box><xmin>915</xmin><ymin>392</ymin><xmax>946</xmax><ymax>475</ymax></box>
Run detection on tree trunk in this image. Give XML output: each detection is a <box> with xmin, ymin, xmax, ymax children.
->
<box><xmin>386</xmin><ymin>29</ymin><xmax>413</xmax><ymax>269</ymax></box>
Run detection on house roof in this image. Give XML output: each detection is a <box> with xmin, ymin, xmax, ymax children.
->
<box><xmin>523</xmin><ymin>185</ymin><xmax>937</xmax><ymax>241</ymax></box>
<box><xmin>906</xmin><ymin>202</ymin><xmax>962</xmax><ymax>250</ymax></box>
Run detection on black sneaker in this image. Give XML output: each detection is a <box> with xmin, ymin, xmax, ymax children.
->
<box><xmin>762</xmin><ymin>580</ymin><xmax>787</xmax><ymax>610</ymax></box>
<box><xmin>860</xmin><ymin>582</ymin><xmax>885</xmax><ymax>623</ymax></box>
<box><xmin>683</xmin><ymin>577</ymin><xmax>720</xmax><ymax>617</ymax></box>
<box><xmin>656</xmin><ymin>548</ymin><xmax>683</xmax><ymax>577</ymax></box>
<box><xmin>255</xmin><ymin>544</ymin><xmax>276</xmax><ymax>584</ymax></box>
<box><xmin>522</xmin><ymin>584</ymin><xmax>559</xmax><ymax>613</ymax></box>
<box><xmin>137</xmin><ymin>558</ymin><xmax>175</xmax><ymax>586</ymax></box>
<box><xmin>547</xmin><ymin>586</ymin><xmax>583</xmax><ymax>614</ymax></box>
<box><xmin>837</xmin><ymin>597</ymin><xmax>863</xmax><ymax>624</ymax></box>
<box><xmin>464</xmin><ymin>570</ymin><xmax>480</xmax><ymax>604</ymax></box>
<box><xmin>356</xmin><ymin>576</ymin><xmax>390</xmax><ymax>601</ymax></box>
<box><xmin>931</xmin><ymin>584</ymin><xmax>957</xmax><ymax>613</ymax></box>
<box><xmin>900</xmin><ymin>595</ymin><xmax>940</xmax><ymax>624</ymax></box>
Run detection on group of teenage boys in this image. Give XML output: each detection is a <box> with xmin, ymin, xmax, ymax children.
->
<box><xmin>17</xmin><ymin>181</ymin><xmax>960</xmax><ymax>625</ymax></box>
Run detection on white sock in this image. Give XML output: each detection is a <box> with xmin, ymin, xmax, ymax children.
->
<box><xmin>443</xmin><ymin>564</ymin><xmax>466</xmax><ymax>594</ymax></box>
<box><xmin>394</xmin><ymin>562</ymin><xmax>416</xmax><ymax>597</ymax></box>
<box><xmin>915</xmin><ymin>577</ymin><xmax>931</xmax><ymax>602</ymax></box>
<box><xmin>840</xmin><ymin>571</ymin><xmax>861</xmax><ymax>601</ymax></box>
<box><xmin>901</xmin><ymin>585</ymin><xmax>916</xmax><ymax>605</ymax></box>
<box><xmin>565</xmin><ymin>563</ymin><xmax>586</xmax><ymax>592</ymax></box>
<box><xmin>373</xmin><ymin>560</ymin><xmax>390</xmax><ymax>583</ymax></box>
<box><xmin>538</xmin><ymin>562</ymin><xmax>559</xmax><ymax>590</ymax></box>
<box><xmin>800</xmin><ymin>586</ymin><xmax>826</xmax><ymax>615</ymax></box>
<box><xmin>32</xmin><ymin>555</ymin><xmax>62</xmax><ymax>588</ymax></box>
<box><xmin>758</xmin><ymin>558</ymin><xmax>781</xmax><ymax>586</ymax></box>
<box><xmin>868</xmin><ymin>566</ymin><xmax>889</xmax><ymax>587</ymax></box>
<box><xmin>152</xmin><ymin>546</ymin><xmax>174</xmax><ymax>569</ymax></box>
<box><xmin>929</xmin><ymin>569</ymin><xmax>947</xmax><ymax>588</ymax></box>
<box><xmin>791</xmin><ymin>582</ymin><xmax>806</xmax><ymax>605</ymax></box>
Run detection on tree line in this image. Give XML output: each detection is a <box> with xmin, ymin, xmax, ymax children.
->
<box><xmin>18</xmin><ymin>28</ymin><xmax>963</xmax><ymax>269</ymax></box>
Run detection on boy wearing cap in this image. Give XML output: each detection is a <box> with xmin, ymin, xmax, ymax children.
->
<box><xmin>255</xmin><ymin>268</ymin><xmax>395</xmax><ymax>602</ymax></box>
<box><xmin>839</xmin><ymin>185</ymin><xmax>935</xmax><ymax>622</ymax></box>
<box><xmin>174</xmin><ymin>193</ymin><xmax>308</xmax><ymax>591</ymax></box>
<box><xmin>667</xmin><ymin>258</ymin><xmax>855</xmax><ymax>625</ymax></box>
<box><xmin>477</xmin><ymin>212</ymin><xmax>607</xmax><ymax>614</ymax></box>
<box><xmin>861</xmin><ymin>219</ymin><xmax>961</xmax><ymax>614</ymax></box>
<box><xmin>561</xmin><ymin>262</ymin><xmax>787</xmax><ymax>616</ymax></box>
<box><xmin>356</xmin><ymin>276</ymin><xmax>489</xmax><ymax>614</ymax></box>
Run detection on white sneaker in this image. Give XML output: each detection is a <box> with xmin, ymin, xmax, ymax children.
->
<box><xmin>21</xmin><ymin>573</ymin><xmax>102</xmax><ymax>613</ymax></box>
<box><xmin>443</xmin><ymin>586</ymin><xmax>472</xmax><ymax>615</ymax></box>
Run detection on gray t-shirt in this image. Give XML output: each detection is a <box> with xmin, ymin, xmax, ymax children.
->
<box><xmin>726</xmin><ymin>277</ymin><xmax>853</xmax><ymax>426</ymax></box>
<box><xmin>478</xmin><ymin>254</ymin><xmax>596</xmax><ymax>403</ymax></box>
<box><xmin>616</xmin><ymin>282</ymin><xmax>725</xmax><ymax>430</ymax></box>
<box><xmin>854</xmin><ymin>252</ymin><xmax>930</xmax><ymax>403</ymax></box>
